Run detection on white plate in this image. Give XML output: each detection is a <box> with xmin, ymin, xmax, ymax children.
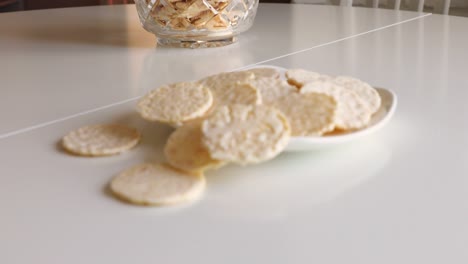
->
<box><xmin>241</xmin><ymin>65</ymin><xmax>398</xmax><ymax>152</ymax></box>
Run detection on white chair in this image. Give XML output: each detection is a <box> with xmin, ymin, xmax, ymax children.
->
<box><xmin>293</xmin><ymin>0</ymin><xmax>453</xmax><ymax>15</ymax></box>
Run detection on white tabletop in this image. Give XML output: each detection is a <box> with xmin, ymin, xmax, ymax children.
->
<box><xmin>0</xmin><ymin>4</ymin><xmax>425</xmax><ymax>136</ymax></box>
<box><xmin>1</xmin><ymin>3</ymin><xmax>467</xmax><ymax>264</ymax></box>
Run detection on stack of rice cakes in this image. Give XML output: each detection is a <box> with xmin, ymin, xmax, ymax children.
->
<box><xmin>61</xmin><ymin>67</ymin><xmax>381</xmax><ymax>206</ymax></box>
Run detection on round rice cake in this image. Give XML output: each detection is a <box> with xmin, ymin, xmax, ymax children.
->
<box><xmin>200</xmin><ymin>71</ymin><xmax>260</xmax><ymax>107</ymax></box>
<box><xmin>62</xmin><ymin>124</ymin><xmax>140</xmax><ymax>156</ymax></box>
<box><xmin>285</xmin><ymin>69</ymin><xmax>331</xmax><ymax>89</ymax></box>
<box><xmin>110</xmin><ymin>163</ymin><xmax>205</xmax><ymax>206</ymax></box>
<box><xmin>202</xmin><ymin>104</ymin><xmax>290</xmax><ymax>165</ymax></box>
<box><xmin>164</xmin><ymin>121</ymin><xmax>225</xmax><ymax>173</ymax></box>
<box><xmin>246</xmin><ymin>78</ymin><xmax>296</xmax><ymax>105</ymax></box>
<box><xmin>200</xmin><ymin>71</ymin><xmax>255</xmax><ymax>89</ymax></box>
<box><xmin>210</xmin><ymin>82</ymin><xmax>262</xmax><ymax>108</ymax></box>
<box><xmin>333</xmin><ymin>76</ymin><xmax>381</xmax><ymax>114</ymax></box>
<box><xmin>273</xmin><ymin>92</ymin><xmax>337</xmax><ymax>136</ymax></box>
<box><xmin>245</xmin><ymin>67</ymin><xmax>281</xmax><ymax>79</ymax></box>
<box><xmin>137</xmin><ymin>81</ymin><xmax>213</xmax><ymax>124</ymax></box>
<box><xmin>301</xmin><ymin>81</ymin><xmax>372</xmax><ymax>130</ymax></box>
<box><xmin>168</xmin><ymin>105</ymin><xmax>216</xmax><ymax>128</ymax></box>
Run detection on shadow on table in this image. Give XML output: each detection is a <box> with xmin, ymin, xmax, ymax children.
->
<box><xmin>205</xmin><ymin>135</ymin><xmax>393</xmax><ymax>221</ymax></box>
<box><xmin>110</xmin><ymin>110</ymin><xmax>173</xmax><ymax>162</ymax></box>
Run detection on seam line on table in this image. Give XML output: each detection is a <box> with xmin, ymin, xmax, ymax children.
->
<box><xmin>233</xmin><ymin>13</ymin><xmax>432</xmax><ymax>70</ymax></box>
<box><xmin>0</xmin><ymin>96</ymin><xmax>141</xmax><ymax>140</ymax></box>
<box><xmin>0</xmin><ymin>12</ymin><xmax>431</xmax><ymax>141</ymax></box>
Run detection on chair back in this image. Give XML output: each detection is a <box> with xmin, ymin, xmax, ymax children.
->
<box><xmin>293</xmin><ymin>0</ymin><xmax>452</xmax><ymax>15</ymax></box>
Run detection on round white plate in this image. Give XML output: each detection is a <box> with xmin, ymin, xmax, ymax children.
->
<box><xmin>241</xmin><ymin>65</ymin><xmax>398</xmax><ymax>152</ymax></box>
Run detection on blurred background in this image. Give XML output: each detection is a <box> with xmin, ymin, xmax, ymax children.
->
<box><xmin>1</xmin><ymin>0</ymin><xmax>133</xmax><ymax>12</ymax></box>
<box><xmin>1</xmin><ymin>0</ymin><xmax>467</xmax><ymax>16</ymax></box>
<box><xmin>0</xmin><ymin>0</ymin><xmax>288</xmax><ymax>12</ymax></box>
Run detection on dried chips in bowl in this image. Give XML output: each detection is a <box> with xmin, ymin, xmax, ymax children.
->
<box><xmin>135</xmin><ymin>0</ymin><xmax>259</xmax><ymax>48</ymax></box>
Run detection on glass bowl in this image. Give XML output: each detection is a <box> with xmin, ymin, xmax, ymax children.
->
<box><xmin>135</xmin><ymin>0</ymin><xmax>259</xmax><ymax>48</ymax></box>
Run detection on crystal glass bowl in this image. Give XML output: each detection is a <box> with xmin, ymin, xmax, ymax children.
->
<box><xmin>135</xmin><ymin>0</ymin><xmax>259</xmax><ymax>48</ymax></box>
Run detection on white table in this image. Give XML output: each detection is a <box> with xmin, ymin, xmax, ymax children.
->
<box><xmin>1</xmin><ymin>3</ymin><xmax>467</xmax><ymax>264</ymax></box>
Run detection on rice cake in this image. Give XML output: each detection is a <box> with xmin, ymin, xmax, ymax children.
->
<box><xmin>210</xmin><ymin>82</ymin><xmax>262</xmax><ymax>108</ymax></box>
<box><xmin>137</xmin><ymin>81</ymin><xmax>213</xmax><ymax>124</ymax></box>
<box><xmin>245</xmin><ymin>67</ymin><xmax>281</xmax><ymax>79</ymax></box>
<box><xmin>62</xmin><ymin>124</ymin><xmax>140</xmax><ymax>156</ymax></box>
<box><xmin>164</xmin><ymin>121</ymin><xmax>225</xmax><ymax>173</ymax></box>
<box><xmin>202</xmin><ymin>104</ymin><xmax>290</xmax><ymax>164</ymax></box>
<box><xmin>110</xmin><ymin>163</ymin><xmax>205</xmax><ymax>206</ymax></box>
<box><xmin>273</xmin><ymin>92</ymin><xmax>337</xmax><ymax>136</ymax></box>
<box><xmin>285</xmin><ymin>69</ymin><xmax>331</xmax><ymax>89</ymax></box>
<box><xmin>200</xmin><ymin>71</ymin><xmax>260</xmax><ymax>107</ymax></box>
<box><xmin>200</xmin><ymin>71</ymin><xmax>255</xmax><ymax>89</ymax></box>
<box><xmin>246</xmin><ymin>78</ymin><xmax>296</xmax><ymax>105</ymax></box>
<box><xmin>333</xmin><ymin>76</ymin><xmax>381</xmax><ymax>114</ymax></box>
<box><xmin>301</xmin><ymin>81</ymin><xmax>372</xmax><ymax>130</ymax></box>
